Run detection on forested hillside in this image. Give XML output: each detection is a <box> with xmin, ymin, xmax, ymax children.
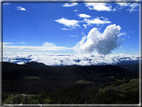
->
<box><xmin>2</xmin><ymin>62</ymin><xmax>139</xmax><ymax>104</ymax></box>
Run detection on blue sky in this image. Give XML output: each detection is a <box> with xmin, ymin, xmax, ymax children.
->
<box><xmin>3</xmin><ymin>2</ymin><xmax>140</xmax><ymax>55</ymax></box>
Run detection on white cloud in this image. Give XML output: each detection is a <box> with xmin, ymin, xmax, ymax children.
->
<box><xmin>17</xmin><ymin>62</ymin><xmax>25</xmax><ymax>65</ymax></box>
<box><xmin>118</xmin><ymin>32</ymin><xmax>127</xmax><ymax>37</ymax></box>
<box><xmin>71</xmin><ymin>35</ymin><xmax>78</xmax><ymax>37</ymax></box>
<box><xmin>85</xmin><ymin>3</ymin><xmax>112</xmax><ymax>11</ymax></box>
<box><xmin>2</xmin><ymin>42</ymin><xmax>25</xmax><ymax>45</ymax></box>
<box><xmin>16</xmin><ymin>6</ymin><xmax>26</xmax><ymax>11</ymax></box>
<box><xmin>100</xmin><ymin>16</ymin><xmax>108</xmax><ymax>20</ymax></box>
<box><xmin>74</xmin><ymin>9</ymin><xmax>79</xmax><ymax>12</ymax></box>
<box><xmin>15</xmin><ymin>42</ymin><xmax>25</xmax><ymax>44</ymax></box>
<box><xmin>112</xmin><ymin>8</ymin><xmax>117</xmax><ymax>11</ymax></box>
<box><xmin>84</xmin><ymin>17</ymin><xmax>111</xmax><ymax>25</ymax></box>
<box><xmin>43</xmin><ymin>42</ymin><xmax>55</xmax><ymax>46</ymax></box>
<box><xmin>83</xmin><ymin>24</ymin><xmax>87</xmax><ymax>29</ymax></box>
<box><xmin>98</xmin><ymin>24</ymin><xmax>104</xmax><ymax>30</ymax></box>
<box><xmin>73</xmin><ymin>35</ymin><xmax>87</xmax><ymax>53</ymax></box>
<box><xmin>63</xmin><ymin>3</ymin><xmax>78</xmax><ymax>7</ymax></box>
<box><xmin>3</xmin><ymin>42</ymin><xmax>14</xmax><ymax>45</ymax></box>
<box><xmin>55</xmin><ymin>18</ymin><xmax>80</xmax><ymax>28</ymax></box>
<box><xmin>113</xmin><ymin>3</ymin><xmax>139</xmax><ymax>12</ymax></box>
<box><xmin>3</xmin><ymin>42</ymin><xmax>72</xmax><ymax>51</ymax></box>
<box><xmin>61</xmin><ymin>28</ymin><xmax>72</xmax><ymax>30</ymax></box>
<box><xmin>116</xmin><ymin>3</ymin><xmax>139</xmax><ymax>12</ymax></box>
<box><xmin>78</xmin><ymin>14</ymin><xmax>91</xmax><ymax>18</ymax></box>
<box><xmin>2</xmin><ymin>51</ymin><xmax>139</xmax><ymax>66</ymax></box>
<box><xmin>73</xmin><ymin>24</ymin><xmax>122</xmax><ymax>55</ymax></box>
<box><xmin>127</xmin><ymin>3</ymin><xmax>139</xmax><ymax>12</ymax></box>
<box><xmin>117</xmin><ymin>3</ymin><xmax>129</xmax><ymax>7</ymax></box>
<box><xmin>112</xmin><ymin>3</ymin><xmax>127</xmax><ymax>12</ymax></box>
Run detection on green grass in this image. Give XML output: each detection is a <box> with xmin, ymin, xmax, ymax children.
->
<box><xmin>95</xmin><ymin>78</ymin><xmax>139</xmax><ymax>104</ymax></box>
<box><xmin>3</xmin><ymin>94</ymin><xmax>18</xmax><ymax>104</ymax></box>
<box><xmin>98</xmin><ymin>78</ymin><xmax>139</xmax><ymax>93</ymax></box>
<box><xmin>3</xmin><ymin>94</ymin><xmax>40</xmax><ymax>104</ymax></box>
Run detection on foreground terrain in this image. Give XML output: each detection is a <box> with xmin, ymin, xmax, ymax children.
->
<box><xmin>2</xmin><ymin>61</ymin><xmax>140</xmax><ymax>104</ymax></box>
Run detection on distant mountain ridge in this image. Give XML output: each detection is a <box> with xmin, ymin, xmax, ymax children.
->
<box><xmin>2</xmin><ymin>61</ymin><xmax>140</xmax><ymax>73</ymax></box>
<box><xmin>115</xmin><ymin>60</ymin><xmax>139</xmax><ymax>65</ymax></box>
<box><xmin>3</xmin><ymin>56</ymin><xmax>140</xmax><ymax>66</ymax></box>
<box><xmin>2</xmin><ymin>61</ymin><xmax>138</xmax><ymax>75</ymax></box>
<box><xmin>24</xmin><ymin>61</ymin><xmax>47</xmax><ymax>67</ymax></box>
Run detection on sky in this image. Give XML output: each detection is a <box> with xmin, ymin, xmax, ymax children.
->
<box><xmin>3</xmin><ymin>2</ymin><xmax>140</xmax><ymax>55</ymax></box>
<box><xmin>1</xmin><ymin>2</ymin><xmax>141</xmax><ymax>65</ymax></box>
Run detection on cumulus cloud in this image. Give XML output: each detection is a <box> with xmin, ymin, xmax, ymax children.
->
<box><xmin>16</xmin><ymin>6</ymin><xmax>26</xmax><ymax>11</ymax></box>
<box><xmin>85</xmin><ymin>3</ymin><xmax>112</xmax><ymax>11</ymax></box>
<box><xmin>84</xmin><ymin>17</ymin><xmax>111</xmax><ymax>26</ymax></box>
<box><xmin>74</xmin><ymin>24</ymin><xmax>122</xmax><ymax>55</ymax></box>
<box><xmin>63</xmin><ymin>3</ymin><xmax>78</xmax><ymax>7</ymax></box>
<box><xmin>78</xmin><ymin>14</ymin><xmax>91</xmax><ymax>18</ymax></box>
<box><xmin>73</xmin><ymin>35</ymin><xmax>87</xmax><ymax>53</ymax></box>
<box><xmin>55</xmin><ymin>18</ymin><xmax>80</xmax><ymax>29</ymax></box>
